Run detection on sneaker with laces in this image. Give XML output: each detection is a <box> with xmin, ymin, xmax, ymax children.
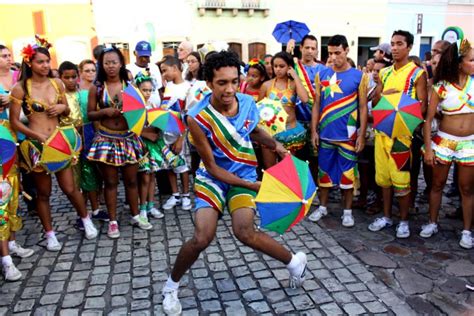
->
<box><xmin>9</xmin><ymin>242</ymin><xmax>34</xmax><ymax>258</ymax></box>
<box><xmin>107</xmin><ymin>222</ymin><xmax>120</xmax><ymax>239</ymax></box>
<box><xmin>3</xmin><ymin>263</ymin><xmax>22</xmax><ymax>281</ymax></box>
<box><xmin>341</xmin><ymin>210</ymin><xmax>355</xmax><ymax>227</ymax></box>
<box><xmin>396</xmin><ymin>222</ymin><xmax>410</xmax><ymax>238</ymax></box>
<box><xmin>288</xmin><ymin>252</ymin><xmax>307</xmax><ymax>289</ymax></box>
<box><xmin>308</xmin><ymin>207</ymin><xmax>327</xmax><ymax>222</ymax></box>
<box><xmin>131</xmin><ymin>215</ymin><xmax>153</xmax><ymax>230</ymax></box>
<box><xmin>181</xmin><ymin>196</ymin><xmax>192</xmax><ymax>211</ymax></box>
<box><xmin>163</xmin><ymin>195</ymin><xmax>180</xmax><ymax>210</ymax></box>
<box><xmin>459</xmin><ymin>230</ymin><xmax>473</xmax><ymax>249</ymax></box>
<box><xmin>83</xmin><ymin>219</ymin><xmax>98</xmax><ymax>240</ymax></box>
<box><xmin>46</xmin><ymin>234</ymin><xmax>62</xmax><ymax>251</ymax></box>
<box><xmin>368</xmin><ymin>217</ymin><xmax>393</xmax><ymax>232</ymax></box>
<box><xmin>91</xmin><ymin>210</ymin><xmax>110</xmax><ymax>221</ymax></box>
<box><xmin>149</xmin><ymin>207</ymin><xmax>164</xmax><ymax>219</ymax></box>
<box><xmin>419</xmin><ymin>222</ymin><xmax>438</xmax><ymax>238</ymax></box>
<box><xmin>162</xmin><ymin>289</ymin><xmax>182</xmax><ymax>315</ymax></box>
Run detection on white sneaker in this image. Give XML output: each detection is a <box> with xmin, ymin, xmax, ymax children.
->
<box><xmin>131</xmin><ymin>215</ymin><xmax>153</xmax><ymax>230</ymax></box>
<box><xmin>162</xmin><ymin>289</ymin><xmax>182</xmax><ymax>315</ymax></box>
<box><xmin>46</xmin><ymin>235</ymin><xmax>62</xmax><ymax>252</ymax></box>
<box><xmin>163</xmin><ymin>195</ymin><xmax>180</xmax><ymax>211</ymax></box>
<box><xmin>181</xmin><ymin>196</ymin><xmax>192</xmax><ymax>211</ymax></box>
<box><xmin>83</xmin><ymin>219</ymin><xmax>98</xmax><ymax>240</ymax></box>
<box><xmin>341</xmin><ymin>210</ymin><xmax>355</xmax><ymax>227</ymax></box>
<box><xmin>9</xmin><ymin>242</ymin><xmax>34</xmax><ymax>258</ymax></box>
<box><xmin>396</xmin><ymin>222</ymin><xmax>410</xmax><ymax>238</ymax></box>
<box><xmin>149</xmin><ymin>207</ymin><xmax>164</xmax><ymax>219</ymax></box>
<box><xmin>308</xmin><ymin>207</ymin><xmax>327</xmax><ymax>222</ymax></box>
<box><xmin>368</xmin><ymin>217</ymin><xmax>393</xmax><ymax>232</ymax></box>
<box><xmin>3</xmin><ymin>263</ymin><xmax>22</xmax><ymax>281</ymax></box>
<box><xmin>419</xmin><ymin>222</ymin><xmax>438</xmax><ymax>238</ymax></box>
<box><xmin>107</xmin><ymin>222</ymin><xmax>120</xmax><ymax>239</ymax></box>
<box><xmin>288</xmin><ymin>252</ymin><xmax>307</xmax><ymax>289</ymax></box>
<box><xmin>460</xmin><ymin>230</ymin><xmax>473</xmax><ymax>249</ymax></box>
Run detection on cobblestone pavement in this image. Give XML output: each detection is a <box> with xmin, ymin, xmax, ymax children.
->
<box><xmin>0</xmin><ymin>175</ymin><xmax>472</xmax><ymax>315</ymax></box>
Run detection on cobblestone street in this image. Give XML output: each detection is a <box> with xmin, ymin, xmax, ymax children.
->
<box><xmin>1</xmin><ymin>175</ymin><xmax>473</xmax><ymax>315</ymax></box>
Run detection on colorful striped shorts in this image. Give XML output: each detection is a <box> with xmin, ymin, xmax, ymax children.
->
<box><xmin>423</xmin><ymin>131</ymin><xmax>474</xmax><ymax>166</ymax></box>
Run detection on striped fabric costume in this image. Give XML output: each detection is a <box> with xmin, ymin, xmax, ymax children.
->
<box><xmin>188</xmin><ymin>93</ymin><xmax>259</xmax><ymax>214</ymax></box>
<box><xmin>316</xmin><ymin>67</ymin><xmax>368</xmax><ymax>189</ymax></box>
<box><xmin>422</xmin><ymin>75</ymin><xmax>474</xmax><ymax>166</ymax></box>
<box><xmin>375</xmin><ymin>61</ymin><xmax>424</xmax><ymax>196</ymax></box>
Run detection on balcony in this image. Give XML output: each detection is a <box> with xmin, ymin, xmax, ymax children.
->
<box><xmin>197</xmin><ymin>0</ymin><xmax>269</xmax><ymax>16</ymax></box>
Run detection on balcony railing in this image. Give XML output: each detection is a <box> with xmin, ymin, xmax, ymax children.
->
<box><xmin>198</xmin><ymin>0</ymin><xmax>269</xmax><ymax>10</ymax></box>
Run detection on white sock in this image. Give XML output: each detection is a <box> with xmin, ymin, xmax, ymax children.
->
<box><xmin>81</xmin><ymin>216</ymin><xmax>92</xmax><ymax>225</ymax></box>
<box><xmin>343</xmin><ymin>209</ymin><xmax>352</xmax><ymax>214</ymax></box>
<box><xmin>110</xmin><ymin>220</ymin><xmax>118</xmax><ymax>225</ymax></box>
<box><xmin>140</xmin><ymin>210</ymin><xmax>148</xmax><ymax>218</ymax></box>
<box><xmin>286</xmin><ymin>253</ymin><xmax>300</xmax><ymax>273</ymax></box>
<box><xmin>2</xmin><ymin>255</ymin><xmax>12</xmax><ymax>266</ymax></box>
<box><xmin>133</xmin><ymin>214</ymin><xmax>140</xmax><ymax>221</ymax></box>
<box><xmin>400</xmin><ymin>220</ymin><xmax>409</xmax><ymax>225</ymax></box>
<box><xmin>92</xmin><ymin>209</ymin><xmax>100</xmax><ymax>216</ymax></box>
<box><xmin>8</xmin><ymin>240</ymin><xmax>16</xmax><ymax>250</ymax></box>
<box><xmin>46</xmin><ymin>231</ymin><xmax>56</xmax><ymax>239</ymax></box>
<box><xmin>164</xmin><ymin>276</ymin><xmax>180</xmax><ymax>292</ymax></box>
<box><xmin>319</xmin><ymin>205</ymin><xmax>327</xmax><ymax>212</ymax></box>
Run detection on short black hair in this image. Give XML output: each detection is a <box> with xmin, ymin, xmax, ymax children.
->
<box><xmin>301</xmin><ymin>35</ymin><xmax>318</xmax><ymax>47</ymax></box>
<box><xmin>158</xmin><ymin>55</ymin><xmax>182</xmax><ymax>72</ymax></box>
<box><xmin>328</xmin><ymin>35</ymin><xmax>348</xmax><ymax>49</ymax></box>
<box><xmin>58</xmin><ymin>61</ymin><xmax>78</xmax><ymax>76</ymax></box>
<box><xmin>392</xmin><ymin>30</ymin><xmax>414</xmax><ymax>47</ymax></box>
<box><xmin>263</xmin><ymin>54</ymin><xmax>273</xmax><ymax>59</ymax></box>
<box><xmin>93</xmin><ymin>45</ymin><xmax>105</xmax><ymax>61</ymax></box>
<box><xmin>203</xmin><ymin>50</ymin><xmax>241</xmax><ymax>82</ymax></box>
<box><xmin>0</xmin><ymin>45</ymin><xmax>7</xmax><ymax>51</ymax></box>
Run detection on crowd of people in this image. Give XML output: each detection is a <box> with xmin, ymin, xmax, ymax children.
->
<box><xmin>0</xmin><ymin>29</ymin><xmax>472</xmax><ymax>315</ymax></box>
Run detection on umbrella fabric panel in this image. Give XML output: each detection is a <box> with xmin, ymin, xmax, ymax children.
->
<box><xmin>265</xmin><ymin>155</ymin><xmax>303</xmax><ymax>198</ymax></box>
<box><xmin>257</xmin><ymin>201</ymin><xmax>302</xmax><ymax>226</ymax></box>
<box><xmin>255</xmin><ymin>172</ymin><xmax>301</xmax><ymax>203</ymax></box>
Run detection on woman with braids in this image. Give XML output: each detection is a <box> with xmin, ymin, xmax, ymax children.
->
<box><xmin>87</xmin><ymin>46</ymin><xmax>152</xmax><ymax>239</ymax></box>
<box><xmin>421</xmin><ymin>39</ymin><xmax>474</xmax><ymax>248</ymax></box>
<box><xmin>9</xmin><ymin>37</ymin><xmax>98</xmax><ymax>251</ymax></box>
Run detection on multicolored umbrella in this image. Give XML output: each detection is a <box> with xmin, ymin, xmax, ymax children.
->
<box><xmin>272</xmin><ymin>20</ymin><xmax>310</xmax><ymax>44</ymax></box>
<box><xmin>0</xmin><ymin>180</ymin><xmax>13</xmax><ymax>207</ymax></box>
<box><xmin>372</xmin><ymin>92</ymin><xmax>423</xmax><ymax>138</ymax></box>
<box><xmin>40</xmin><ymin>126</ymin><xmax>81</xmax><ymax>174</ymax></box>
<box><xmin>256</xmin><ymin>98</ymin><xmax>288</xmax><ymax>136</ymax></box>
<box><xmin>255</xmin><ymin>155</ymin><xmax>317</xmax><ymax>234</ymax></box>
<box><xmin>147</xmin><ymin>108</ymin><xmax>185</xmax><ymax>135</ymax></box>
<box><xmin>122</xmin><ymin>84</ymin><xmax>147</xmax><ymax>135</ymax></box>
<box><xmin>0</xmin><ymin>122</ymin><xmax>17</xmax><ymax>179</ymax></box>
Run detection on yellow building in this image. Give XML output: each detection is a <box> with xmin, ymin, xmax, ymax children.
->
<box><xmin>0</xmin><ymin>0</ymin><xmax>97</xmax><ymax>67</ymax></box>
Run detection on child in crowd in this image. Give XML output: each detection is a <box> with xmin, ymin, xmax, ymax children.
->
<box><xmin>135</xmin><ymin>73</ymin><xmax>165</xmax><ymax>219</ymax></box>
<box><xmin>241</xmin><ymin>59</ymin><xmax>269</xmax><ymax>101</ymax></box>
<box><xmin>158</xmin><ymin>56</ymin><xmax>192</xmax><ymax>211</ymax></box>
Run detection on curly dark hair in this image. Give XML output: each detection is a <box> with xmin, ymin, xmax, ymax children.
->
<box><xmin>19</xmin><ymin>46</ymin><xmax>53</xmax><ymax>96</ymax></box>
<box><xmin>96</xmin><ymin>46</ymin><xmax>129</xmax><ymax>85</ymax></box>
<box><xmin>271</xmin><ymin>51</ymin><xmax>295</xmax><ymax>69</ymax></box>
<box><xmin>203</xmin><ymin>50</ymin><xmax>241</xmax><ymax>82</ymax></box>
<box><xmin>433</xmin><ymin>42</ymin><xmax>464</xmax><ymax>84</ymax></box>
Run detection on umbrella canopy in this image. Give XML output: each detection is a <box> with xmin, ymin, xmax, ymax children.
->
<box><xmin>256</xmin><ymin>98</ymin><xmax>288</xmax><ymax>136</ymax></box>
<box><xmin>272</xmin><ymin>20</ymin><xmax>310</xmax><ymax>44</ymax></box>
<box><xmin>255</xmin><ymin>155</ymin><xmax>317</xmax><ymax>234</ymax></box>
<box><xmin>147</xmin><ymin>108</ymin><xmax>185</xmax><ymax>135</ymax></box>
<box><xmin>0</xmin><ymin>122</ymin><xmax>17</xmax><ymax>179</ymax></box>
<box><xmin>122</xmin><ymin>84</ymin><xmax>147</xmax><ymax>135</ymax></box>
<box><xmin>372</xmin><ymin>92</ymin><xmax>423</xmax><ymax>138</ymax></box>
<box><xmin>40</xmin><ymin>126</ymin><xmax>82</xmax><ymax>174</ymax></box>
<box><xmin>0</xmin><ymin>180</ymin><xmax>13</xmax><ymax>207</ymax></box>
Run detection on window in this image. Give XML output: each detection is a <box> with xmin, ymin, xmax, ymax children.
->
<box><xmin>357</xmin><ymin>37</ymin><xmax>379</xmax><ymax>67</ymax></box>
<box><xmin>248</xmin><ymin>42</ymin><xmax>266</xmax><ymax>60</ymax></box>
<box><xmin>163</xmin><ymin>42</ymin><xmax>179</xmax><ymax>58</ymax></box>
<box><xmin>228</xmin><ymin>42</ymin><xmax>242</xmax><ymax>60</ymax></box>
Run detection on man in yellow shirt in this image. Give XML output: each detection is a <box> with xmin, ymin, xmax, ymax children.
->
<box><xmin>368</xmin><ymin>30</ymin><xmax>428</xmax><ymax>238</ymax></box>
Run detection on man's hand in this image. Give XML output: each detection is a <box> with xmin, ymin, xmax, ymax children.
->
<box><xmin>311</xmin><ymin>130</ymin><xmax>319</xmax><ymax>149</ymax></box>
<box><xmin>355</xmin><ymin>134</ymin><xmax>365</xmax><ymax>153</ymax></box>
<box><xmin>274</xmin><ymin>141</ymin><xmax>289</xmax><ymax>159</ymax></box>
<box><xmin>286</xmin><ymin>39</ymin><xmax>296</xmax><ymax>54</ymax></box>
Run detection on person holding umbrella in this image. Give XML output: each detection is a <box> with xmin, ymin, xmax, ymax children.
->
<box><xmin>422</xmin><ymin>39</ymin><xmax>474</xmax><ymax>248</ymax></box>
<box><xmin>367</xmin><ymin>30</ymin><xmax>428</xmax><ymax>238</ymax></box>
<box><xmin>87</xmin><ymin>46</ymin><xmax>152</xmax><ymax>239</ymax></box>
<box><xmin>161</xmin><ymin>51</ymin><xmax>307</xmax><ymax>315</ymax></box>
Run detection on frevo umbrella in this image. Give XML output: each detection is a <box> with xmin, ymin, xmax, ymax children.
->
<box><xmin>255</xmin><ymin>155</ymin><xmax>317</xmax><ymax>234</ymax></box>
<box><xmin>256</xmin><ymin>98</ymin><xmax>288</xmax><ymax>136</ymax></box>
<box><xmin>272</xmin><ymin>20</ymin><xmax>310</xmax><ymax>44</ymax></box>
<box><xmin>147</xmin><ymin>108</ymin><xmax>185</xmax><ymax>135</ymax></box>
<box><xmin>0</xmin><ymin>121</ymin><xmax>17</xmax><ymax>179</ymax></box>
<box><xmin>372</xmin><ymin>92</ymin><xmax>423</xmax><ymax>138</ymax></box>
<box><xmin>122</xmin><ymin>84</ymin><xmax>147</xmax><ymax>135</ymax></box>
<box><xmin>40</xmin><ymin>126</ymin><xmax>81</xmax><ymax>174</ymax></box>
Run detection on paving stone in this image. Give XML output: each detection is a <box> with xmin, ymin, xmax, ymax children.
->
<box><xmin>321</xmin><ymin>277</ymin><xmax>345</xmax><ymax>292</ymax></box>
<box><xmin>194</xmin><ymin>277</ymin><xmax>213</xmax><ymax>290</ymax></box>
<box><xmin>333</xmin><ymin>291</ymin><xmax>356</xmax><ymax>304</ymax></box>
<box><xmin>33</xmin><ymin>305</ymin><xmax>57</xmax><ymax>315</ymax></box>
<box><xmin>258</xmin><ymin>277</ymin><xmax>280</xmax><ymax>290</ymax></box>
<box><xmin>21</xmin><ymin>286</ymin><xmax>43</xmax><ymax>299</ymax></box>
<box><xmin>224</xmin><ymin>300</ymin><xmax>246</xmax><ymax>314</ymax></box>
<box><xmin>132</xmin><ymin>289</ymin><xmax>150</xmax><ymax>300</ymax></box>
<box><xmin>131</xmin><ymin>300</ymin><xmax>151</xmax><ymax>311</ymax></box>
<box><xmin>353</xmin><ymin>291</ymin><xmax>376</xmax><ymax>303</ymax></box>
<box><xmin>320</xmin><ymin>302</ymin><xmax>344</xmax><ymax>315</ymax></box>
<box><xmin>333</xmin><ymin>268</ymin><xmax>357</xmax><ymax>283</ymax></box>
<box><xmin>14</xmin><ymin>299</ymin><xmax>35</xmax><ymax>312</ymax></box>
<box><xmin>272</xmin><ymin>300</ymin><xmax>295</xmax><ymax>313</ymax></box>
<box><xmin>249</xmin><ymin>301</ymin><xmax>271</xmax><ymax>313</ymax></box>
<box><xmin>291</xmin><ymin>294</ymin><xmax>315</xmax><ymax>310</ymax></box>
<box><xmin>407</xmin><ymin>296</ymin><xmax>444</xmax><ymax>315</ymax></box>
<box><xmin>111</xmin><ymin>296</ymin><xmax>128</xmax><ymax>307</ymax></box>
<box><xmin>85</xmin><ymin>297</ymin><xmax>106</xmax><ymax>309</ymax></box>
<box><xmin>62</xmin><ymin>293</ymin><xmax>84</xmax><ymax>308</ymax></box>
<box><xmin>90</xmin><ymin>274</ymin><xmax>109</xmax><ymax>285</ymax></box>
<box><xmin>67</xmin><ymin>280</ymin><xmax>87</xmax><ymax>292</ymax></box>
<box><xmin>197</xmin><ymin>289</ymin><xmax>219</xmax><ymax>301</ymax></box>
<box><xmin>201</xmin><ymin>300</ymin><xmax>222</xmax><ymax>313</ymax></box>
<box><xmin>342</xmin><ymin>302</ymin><xmax>366</xmax><ymax>315</ymax></box>
<box><xmin>132</xmin><ymin>277</ymin><xmax>150</xmax><ymax>289</ymax></box>
<box><xmin>308</xmin><ymin>289</ymin><xmax>333</xmax><ymax>305</ymax></box>
<box><xmin>394</xmin><ymin>268</ymin><xmax>433</xmax><ymax>295</ymax></box>
<box><xmin>181</xmin><ymin>296</ymin><xmax>198</xmax><ymax>309</ymax></box>
<box><xmin>87</xmin><ymin>285</ymin><xmax>107</xmax><ymax>297</ymax></box>
<box><xmin>242</xmin><ymin>289</ymin><xmax>264</xmax><ymax>302</ymax></box>
<box><xmin>446</xmin><ymin>260</ymin><xmax>474</xmax><ymax>277</ymax></box>
<box><xmin>59</xmin><ymin>309</ymin><xmax>79</xmax><ymax>316</ymax></box>
<box><xmin>45</xmin><ymin>281</ymin><xmax>65</xmax><ymax>294</ymax></box>
<box><xmin>112</xmin><ymin>273</ymin><xmax>131</xmax><ymax>284</ymax></box>
<box><xmin>356</xmin><ymin>251</ymin><xmax>397</xmax><ymax>268</ymax></box>
<box><xmin>111</xmin><ymin>283</ymin><xmax>130</xmax><ymax>296</ymax></box>
<box><xmin>235</xmin><ymin>276</ymin><xmax>257</xmax><ymax>291</ymax></box>
<box><xmin>39</xmin><ymin>294</ymin><xmax>62</xmax><ymax>306</ymax></box>
<box><xmin>363</xmin><ymin>301</ymin><xmax>388</xmax><ymax>313</ymax></box>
